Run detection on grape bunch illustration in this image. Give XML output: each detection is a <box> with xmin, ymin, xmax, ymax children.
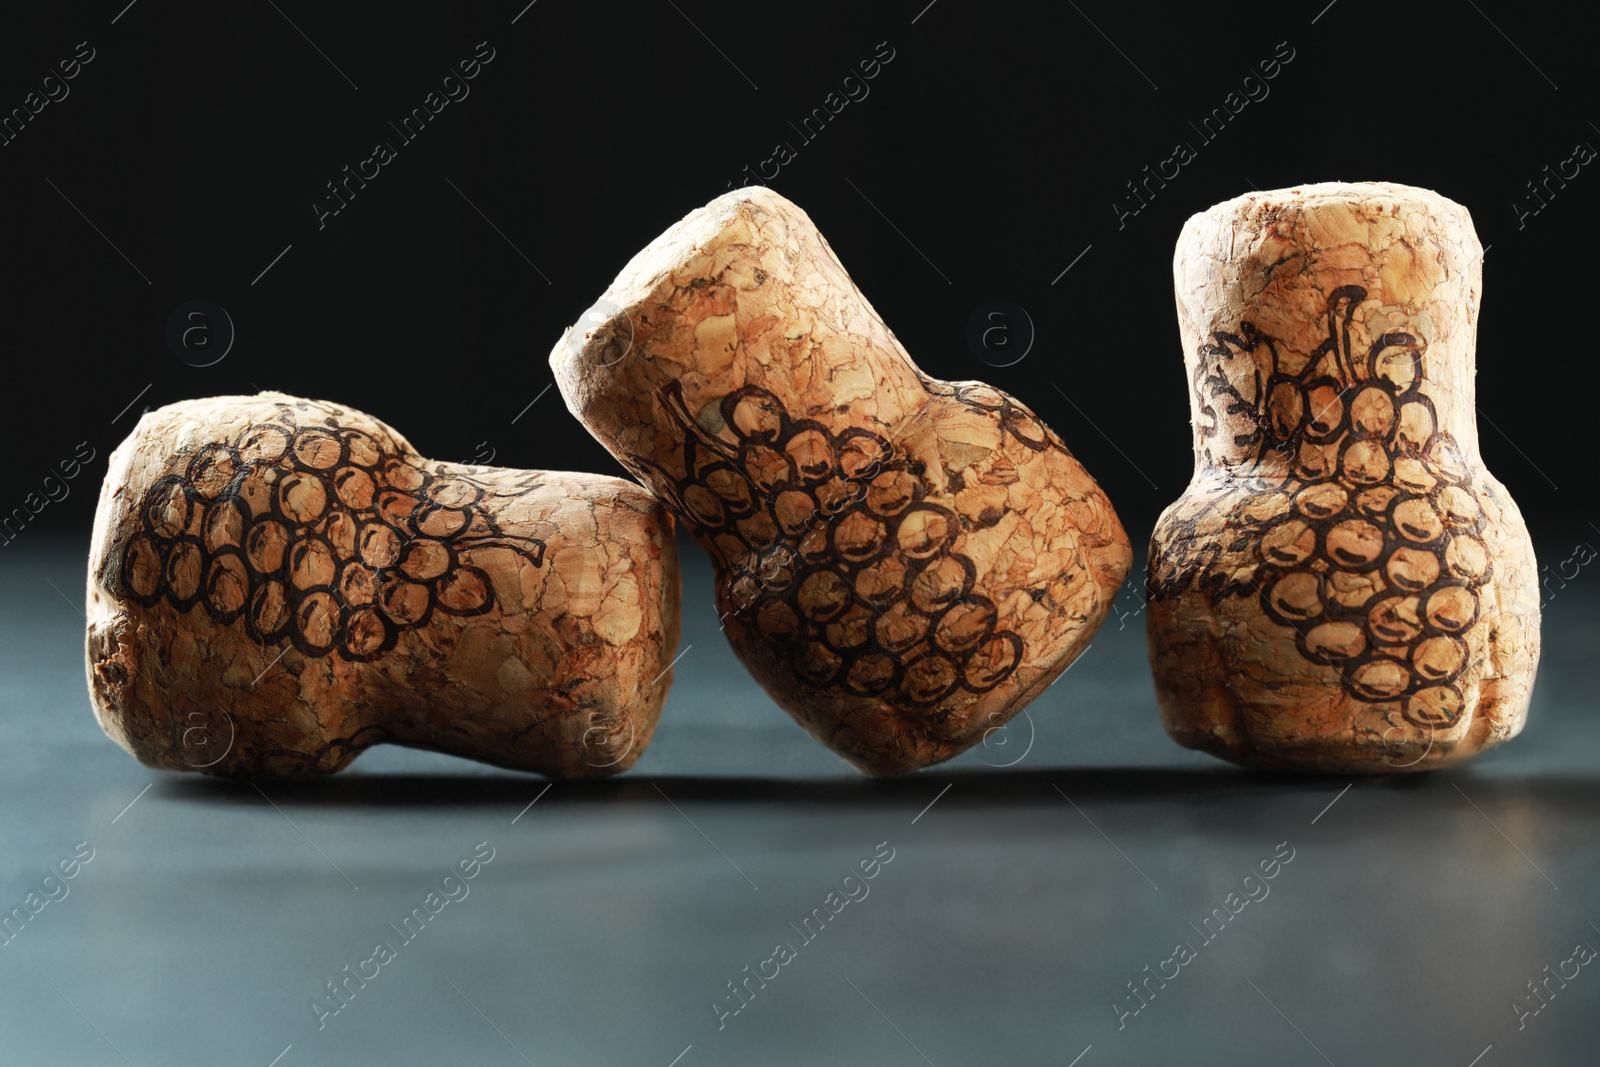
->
<box><xmin>1151</xmin><ymin>286</ymin><xmax>1490</xmax><ymax>728</ymax></box>
<box><xmin>643</xmin><ymin>381</ymin><xmax>1060</xmax><ymax>709</ymax></box>
<box><xmin>120</xmin><ymin>401</ymin><xmax>546</xmax><ymax>660</ymax></box>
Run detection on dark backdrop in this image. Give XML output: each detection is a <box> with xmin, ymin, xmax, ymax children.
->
<box><xmin>2</xmin><ymin>0</ymin><xmax>1593</xmax><ymax>552</ymax></box>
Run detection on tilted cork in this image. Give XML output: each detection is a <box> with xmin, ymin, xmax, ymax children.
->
<box><xmin>551</xmin><ymin>187</ymin><xmax>1131</xmax><ymax>776</ymax></box>
<box><xmin>1149</xmin><ymin>182</ymin><xmax>1540</xmax><ymax>772</ymax></box>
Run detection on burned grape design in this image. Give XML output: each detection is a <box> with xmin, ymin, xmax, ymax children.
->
<box><xmin>642</xmin><ymin>381</ymin><xmax>1060</xmax><ymax>709</ymax></box>
<box><xmin>1150</xmin><ymin>287</ymin><xmax>1491</xmax><ymax>729</ymax></box>
<box><xmin>119</xmin><ymin>402</ymin><xmax>545</xmax><ymax>660</ymax></box>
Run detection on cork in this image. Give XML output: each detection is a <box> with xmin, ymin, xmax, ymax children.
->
<box><xmin>550</xmin><ymin>187</ymin><xmax>1131</xmax><ymax>776</ymax></box>
<box><xmin>1148</xmin><ymin>182</ymin><xmax>1540</xmax><ymax>772</ymax></box>
<box><xmin>85</xmin><ymin>393</ymin><xmax>681</xmax><ymax>779</ymax></box>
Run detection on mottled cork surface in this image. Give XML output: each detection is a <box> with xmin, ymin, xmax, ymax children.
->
<box><xmin>1148</xmin><ymin>181</ymin><xmax>1540</xmax><ymax>772</ymax></box>
<box><xmin>551</xmin><ymin>187</ymin><xmax>1130</xmax><ymax>777</ymax></box>
<box><xmin>85</xmin><ymin>393</ymin><xmax>680</xmax><ymax>779</ymax></box>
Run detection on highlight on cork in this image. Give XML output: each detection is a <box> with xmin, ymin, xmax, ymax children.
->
<box><xmin>85</xmin><ymin>393</ymin><xmax>681</xmax><ymax>779</ymax></box>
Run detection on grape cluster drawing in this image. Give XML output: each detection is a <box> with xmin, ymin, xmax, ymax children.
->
<box><xmin>641</xmin><ymin>381</ymin><xmax>1058</xmax><ymax>710</ymax></box>
<box><xmin>120</xmin><ymin>400</ymin><xmax>546</xmax><ymax>660</ymax></box>
<box><xmin>1151</xmin><ymin>287</ymin><xmax>1491</xmax><ymax>728</ymax></box>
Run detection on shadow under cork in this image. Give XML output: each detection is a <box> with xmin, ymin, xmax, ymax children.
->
<box><xmin>155</xmin><ymin>762</ymin><xmax>1600</xmax><ymax>811</ymax></box>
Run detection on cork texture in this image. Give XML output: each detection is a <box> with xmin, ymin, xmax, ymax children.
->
<box><xmin>550</xmin><ymin>187</ymin><xmax>1130</xmax><ymax>777</ymax></box>
<box><xmin>1148</xmin><ymin>181</ymin><xmax>1540</xmax><ymax>772</ymax></box>
<box><xmin>85</xmin><ymin>393</ymin><xmax>680</xmax><ymax>779</ymax></box>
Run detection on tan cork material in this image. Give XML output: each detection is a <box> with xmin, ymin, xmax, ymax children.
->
<box><xmin>1148</xmin><ymin>182</ymin><xmax>1541</xmax><ymax>772</ymax></box>
<box><xmin>86</xmin><ymin>393</ymin><xmax>680</xmax><ymax>779</ymax></box>
<box><xmin>551</xmin><ymin>187</ymin><xmax>1130</xmax><ymax>777</ymax></box>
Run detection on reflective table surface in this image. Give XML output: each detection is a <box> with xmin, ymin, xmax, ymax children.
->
<box><xmin>2</xmin><ymin>537</ymin><xmax>1596</xmax><ymax>1066</ymax></box>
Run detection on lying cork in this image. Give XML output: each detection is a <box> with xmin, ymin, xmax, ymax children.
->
<box><xmin>86</xmin><ymin>393</ymin><xmax>680</xmax><ymax>778</ymax></box>
<box><xmin>1148</xmin><ymin>181</ymin><xmax>1540</xmax><ymax>772</ymax></box>
<box><xmin>550</xmin><ymin>187</ymin><xmax>1131</xmax><ymax>777</ymax></box>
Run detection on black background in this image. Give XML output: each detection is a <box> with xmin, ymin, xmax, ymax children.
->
<box><xmin>2</xmin><ymin>0</ymin><xmax>1594</xmax><ymax>551</ymax></box>
<box><xmin>3</xmin><ymin>9</ymin><xmax>1598</xmax><ymax>1065</ymax></box>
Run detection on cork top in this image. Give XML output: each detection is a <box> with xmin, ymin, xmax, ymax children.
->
<box><xmin>1173</xmin><ymin>181</ymin><xmax>1486</xmax><ymax>473</ymax></box>
<box><xmin>550</xmin><ymin>186</ymin><xmax>930</xmax><ymax>480</ymax></box>
<box><xmin>1175</xmin><ymin>181</ymin><xmax>1482</xmax><ymax>338</ymax></box>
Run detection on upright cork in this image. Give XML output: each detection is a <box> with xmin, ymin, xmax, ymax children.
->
<box><xmin>1148</xmin><ymin>182</ymin><xmax>1540</xmax><ymax>772</ymax></box>
<box><xmin>86</xmin><ymin>393</ymin><xmax>680</xmax><ymax>779</ymax></box>
<box><xmin>551</xmin><ymin>187</ymin><xmax>1130</xmax><ymax>776</ymax></box>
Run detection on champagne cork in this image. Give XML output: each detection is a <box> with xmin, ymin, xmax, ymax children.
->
<box><xmin>551</xmin><ymin>188</ymin><xmax>1130</xmax><ymax>776</ymax></box>
<box><xmin>1149</xmin><ymin>182</ymin><xmax>1540</xmax><ymax>772</ymax></box>
<box><xmin>86</xmin><ymin>393</ymin><xmax>680</xmax><ymax>779</ymax></box>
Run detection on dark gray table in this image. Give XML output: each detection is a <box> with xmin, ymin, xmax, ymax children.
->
<box><xmin>3</xmin><ymin>535</ymin><xmax>1595</xmax><ymax>1066</ymax></box>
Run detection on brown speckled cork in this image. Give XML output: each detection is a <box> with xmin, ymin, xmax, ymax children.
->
<box><xmin>1148</xmin><ymin>182</ymin><xmax>1540</xmax><ymax>772</ymax></box>
<box><xmin>550</xmin><ymin>187</ymin><xmax>1130</xmax><ymax>777</ymax></box>
<box><xmin>85</xmin><ymin>393</ymin><xmax>680</xmax><ymax>779</ymax></box>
